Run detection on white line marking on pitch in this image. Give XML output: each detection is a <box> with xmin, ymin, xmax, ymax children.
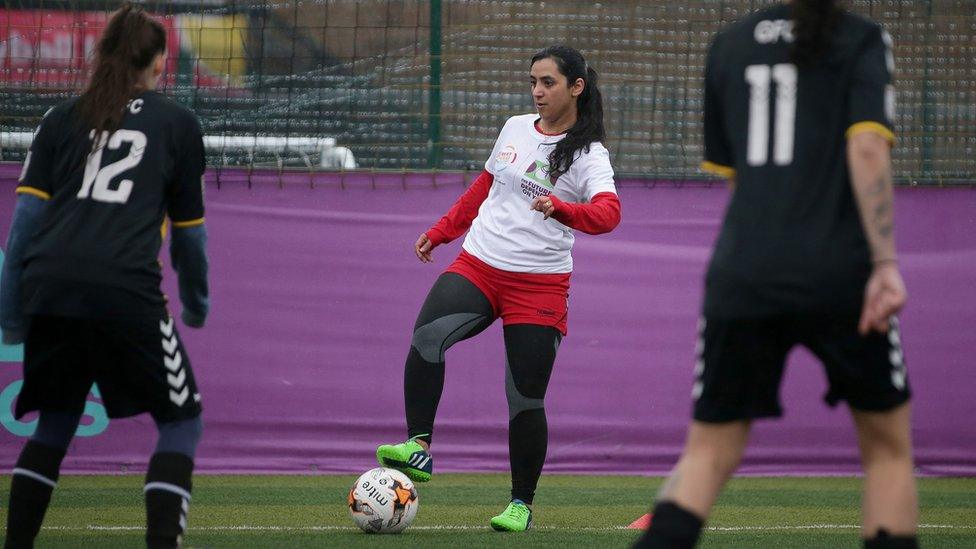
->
<box><xmin>32</xmin><ymin>524</ymin><xmax>976</xmax><ymax>532</ymax></box>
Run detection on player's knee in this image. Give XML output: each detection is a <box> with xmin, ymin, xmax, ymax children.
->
<box><xmin>505</xmin><ymin>370</ymin><xmax>545</xmax><ymax>420</ymax></box>
<box><xmin>31</xmin><ymin>411</ymin><xmax>82</xmax><ymax>450</ymax></box>
<box><xmin>506</xmin><ymin>392</ymin><xmax>544</xmax><ymax>421</ymax></box>
<box><xmin>697</xmin><ymin>452</ymin><xmax>740</xmax><ymax>481</ymax></box>
<box><xmin>155</xmin><ymin>415</ymin><xmax>204</xmax><ymax>459</ymax></box>
<box><xmin>411</xmin><ymin>313</ymin><xmax>486</xmax><ymax>363</ymax></box>
<box><xmin>685</xmin><ymin>441</ymin><xmax>743</xmax><ymax>478</ymax></box>
<box><xmin>719</xmin><ymin>451</ymin><xmax>744</xmax><ymax>476</ymax></box>
<box><xmin>410</xmin><ymin>324</ymin><xmax>444</xmax><ymax>363</ymax></box>
<box><xmin>862</xmin><ymin>433</ymin><xmax>912</xmax><ymax>464</ymax></box>
<box><xmin>855</xmin><ymin>412</ymin><xmax>912</xmax><ymax>462</ymax></box>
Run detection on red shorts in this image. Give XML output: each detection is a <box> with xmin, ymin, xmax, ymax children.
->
<box><xmin>446</xmin><ymin>250</ymin><xmax>571</xmax><ymax>335</ymax></box>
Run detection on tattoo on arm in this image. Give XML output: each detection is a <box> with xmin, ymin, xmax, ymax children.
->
<box><xmin>850</xmin><ymin>136</ymin><xmax>897</xmax><ymax>263</ymax></box>
<box><xmin>877</xmin><ymin>220</ymin><xmax>893</xmax><ymax>238</ymax></box>
<box><xmin>854</xmin><ymin>168</ymin><xmax>896</xmax><ymax>263</ymax></box>
<box><xmin>869</xmin><ymin>173</ymin><xmax>894</xmax><ymax>242</ymax></box>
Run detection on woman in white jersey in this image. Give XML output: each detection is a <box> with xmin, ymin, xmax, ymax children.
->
<box><xmin>376</xmin><ymin>45</ymin><xmax>621</xmax><ymax>531</ymax></box>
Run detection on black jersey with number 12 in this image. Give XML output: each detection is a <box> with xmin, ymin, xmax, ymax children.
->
<box><xmin>17</xmin><ymin>91</ymin><xmax>206</xmax><ymax>318</ymax></box>
<box><xmin>701</xmin><ymin>4</ymin><xmax>895</xmax><ymax>318</ymax></box>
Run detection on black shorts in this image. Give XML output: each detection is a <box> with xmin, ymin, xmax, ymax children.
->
<box><xmin>692</xmin><ymin>314</ymin><xmax>910</xmax><ymax>423</ymax></box>
<box><xmin>16</xmin><ymin>314</ymin><xmax>203</xmax><ymax>423</ymax></box>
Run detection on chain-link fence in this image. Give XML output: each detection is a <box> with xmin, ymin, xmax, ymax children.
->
<box><xmin>1</xmin><ymin>0</ymin><xmax>973</xmax><ymax>182</ymax></box>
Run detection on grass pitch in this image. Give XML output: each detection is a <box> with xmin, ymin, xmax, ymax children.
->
<box><xmin>1</xmin><ymin>474</ymin><xmax>973</xmax><ymax>547</ymax></box>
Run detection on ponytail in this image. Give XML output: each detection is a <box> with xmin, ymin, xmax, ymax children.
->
<box><xmin>76</xmin><ymin>2</ymin><xmax>166</xmax><ymax>141</ymax></box>
<box><xmin>791</xmin><ymin>0</ymin><xmax>844</xmax><ymax>67</ymax></box>
<box><xmin>530</xmin><ymin>45</ymin><xmax>606</xmax><ymax>181</ymax></box>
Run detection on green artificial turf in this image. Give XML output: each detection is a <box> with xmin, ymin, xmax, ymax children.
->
<box><xmin>1</xmin><ymin>474</ymin><xmax>973</xmax><ymax>547</ymax></box>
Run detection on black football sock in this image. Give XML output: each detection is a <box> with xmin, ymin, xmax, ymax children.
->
<box><xmin>633</xmin><ymin>501</ymin><xmax>704</xmax><ymax>549</ymax></box>
<box><xmin>5</xmin><ymin>441</ymin><xmax>66</xmax><ymax>549</ymax></box>
<box><xmin>145</xmin><ymin>452</ymin><xmax>194</xmax><ymax>549</ymax></box>
<box><xmin>864</xmin><ymin>529</ymin><xmax>919</xmax><ymax>549</ymax></box>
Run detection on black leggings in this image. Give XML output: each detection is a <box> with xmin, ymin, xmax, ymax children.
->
<box><xmin>404</xmin><ymin>272</ymin><xmax>561</xmax><ymax>504</ymax></box>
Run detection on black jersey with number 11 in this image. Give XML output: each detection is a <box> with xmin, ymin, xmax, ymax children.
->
<box><xmin>701</xmin><ymin>4</ymin><xmax>895</xmax><ymax>318</ymax></box>
<box><xmin>16</xmin><ymin>91</ymin><xmax>206</xmax><ymax>318</ymax></box>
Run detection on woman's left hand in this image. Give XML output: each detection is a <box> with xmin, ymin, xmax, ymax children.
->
<box><xmin>530</xmin><ymin>195</ymin><xmax>556</xmax><ymax>219</ymax></box>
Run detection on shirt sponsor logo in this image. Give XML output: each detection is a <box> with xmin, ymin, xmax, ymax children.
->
<box><xmin>494</xmin><ymin>144</ymin><xmax>517</xmax><ymax>172</ymax></box>
<box><xmin>519</xmin><ymin>159</ymin><xmax>556</xmax><ymax>200</ymax></box>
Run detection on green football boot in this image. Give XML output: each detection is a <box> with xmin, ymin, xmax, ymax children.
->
<box><xmin>490</xmin><ymin>499</ymin><xmax>532</xmax><ymax>532</ymax></box>
<box><xmin>376</xmin><ymin>436</ymin><xmax>433</xmax><ymax>482</ymax></box>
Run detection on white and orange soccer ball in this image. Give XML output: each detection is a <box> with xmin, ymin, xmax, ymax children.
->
<box><xmin>347</xmin><ymin>467</ymin><xmax>419</xmax><ymax>534</ymax></box>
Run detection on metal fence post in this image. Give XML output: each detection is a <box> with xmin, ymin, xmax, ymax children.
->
<box><xmin>428</xmin><ymin>0</ymin><xmax>443</xmax><ymax>168</ymax></box>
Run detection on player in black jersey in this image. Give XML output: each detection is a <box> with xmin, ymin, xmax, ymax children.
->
<box><xmin>0</xmin><ymin>4</ymin><xmax>208</xmax><ymax>548</ymax></box>
<box><xmin>635</xmin><ymin>2</ymin><xmax>916</xmax><ymax>548</ymax></box>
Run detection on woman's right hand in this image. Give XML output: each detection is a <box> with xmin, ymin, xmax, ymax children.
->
<box><xmin>858</xmin><ymin>261</ymin><xmax>907</xmax><ymax>335</ymax></box>
<box><xmin>415</xmin><ymin>233</ymin><xmax>434</xmax><ymax>263</ymax></box>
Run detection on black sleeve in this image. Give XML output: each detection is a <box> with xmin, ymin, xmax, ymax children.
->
<box><xmin>702</xmin><ymin>33</ymin><xmax>735</xmax><ymax>177</ymax></box>
<box><xmin>846</xmin><ymin>25</ymin><xmax>895</xmax><ymax>143</ymax></box>
<box><xmin>170</xmin><ymin>224</ymin><xmax>209</xmax><ymax>327</ymax></box>
<box><xmin>1</xmin><ymin>195</ymin><xmax>47</xmax><ymax>344</ymax></box>
<box><xmin>17</xmin><ymin>107</ymin><xmax>61</xmax><ymax>199</ymax></box>
<box><xmin>167</xmin><ymin>114</ymin><xmax>206</xmax><ymax>226</ymax></box>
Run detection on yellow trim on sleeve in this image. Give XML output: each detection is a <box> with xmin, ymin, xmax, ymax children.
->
<box><xmin>15</xmin><ymin>186</ymin><xmax>51</xmax><ymax>200</ymax></box>
<box><xmin>701</xmin><ymin>161</ymin><xmax>736</xmax><ymax>179</ymax></box>
<box><xmin>846</xmin><ymin>121</ymin><xmax>895</xmax><ymax>144</ymax></box>
<box><xmin>171</xmin><ymin>217</ymin><xmax>205</xmax><ymax>228</ymax></box>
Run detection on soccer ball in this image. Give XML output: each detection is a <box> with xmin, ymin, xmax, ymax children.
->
<box><xmin>348</xmin><ymin>467</ymin><xmax>419</xmax><ymax>534</ymax></box>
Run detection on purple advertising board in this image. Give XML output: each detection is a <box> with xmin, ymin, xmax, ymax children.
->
<box><xmin>1</xmin><ymin>166</ymin><xmax>974</xmax><ymax>476</ymax></box>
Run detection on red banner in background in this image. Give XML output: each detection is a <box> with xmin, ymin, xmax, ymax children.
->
<box><xmin>0</xmin><ymin>10</ymin><xmax>180</xmax><ymax>89</ymax></box>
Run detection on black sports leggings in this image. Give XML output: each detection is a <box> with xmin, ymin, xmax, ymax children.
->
<box><xmin>404</xmin><ymin>272</ymin><xmax>561</xmax><ymax>504</ymax></box>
